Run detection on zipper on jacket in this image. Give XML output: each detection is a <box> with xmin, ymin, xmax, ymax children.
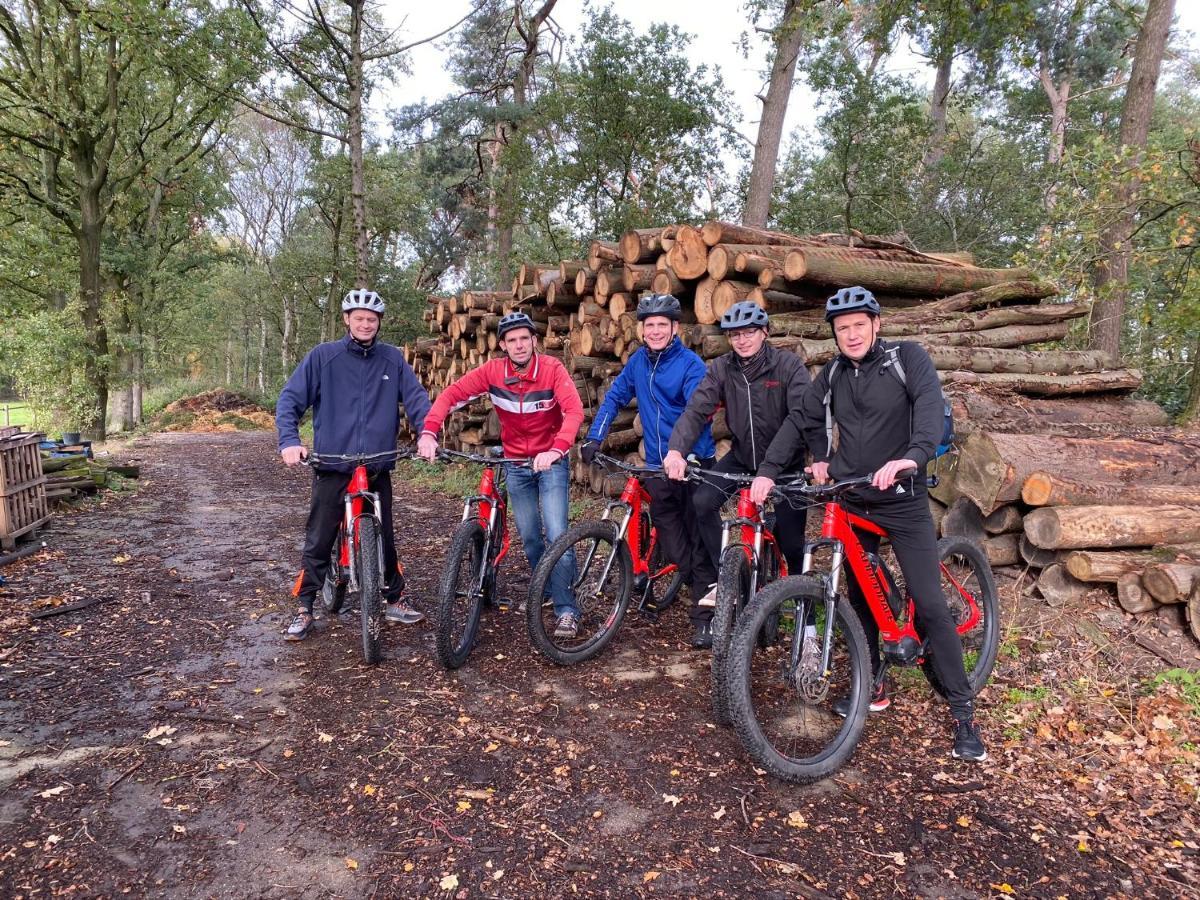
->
<box><xmin>740</xmin><ymin>367</ymin><xmax>757</xmax><ymax>469</ymax></box>
<box><xmin>649</xmin><ymin>350</ymin><xmax>664</xmax><ymax>463</ymax></box>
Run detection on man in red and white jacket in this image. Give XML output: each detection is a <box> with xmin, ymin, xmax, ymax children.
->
<box><xmin>417</xmin><ymin>312</ymin><xmax>585</xmax><ymax>637</ymax></box>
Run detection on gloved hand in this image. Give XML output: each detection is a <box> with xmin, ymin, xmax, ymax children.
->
<box><xmin>580</xmin><ymin>439</ymin><xmax>600</xmax><ymax>465</ymax></box>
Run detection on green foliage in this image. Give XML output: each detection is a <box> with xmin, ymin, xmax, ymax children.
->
<box><xmin>0</xmin><ymin>306</ymin><xmax>100</xmax><ymax>431</ymax></box>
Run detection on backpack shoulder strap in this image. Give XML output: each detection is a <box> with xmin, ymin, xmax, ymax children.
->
<box><xmin>881</xmin><ymin>343</ymin><xmax>908</xmax><ymax>388</ymax></box>
<box><xmin>822</xmin><ymin>358</ymin><xmax>841</xmax><ymax>457</ymax></box>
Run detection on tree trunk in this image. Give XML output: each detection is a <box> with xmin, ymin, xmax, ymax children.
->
<box><xmin>1182</xmin><ymin>331</ymin><xmax>1200</xmax><ymax>425</ymax></box>
<box><xmin>76</xmin><ymin>179</ymin><xmax>109</xmax><ymax>439</ymax></box>
<box><xmin>665</xmin><ymin>226</ymin><xmax>710</xmax><ymax>279</ymax></box>
<box><xmin>699</xmin><ymin>220</ymin><xmax>814</xmax><ymax>248</ymax></box>
<box><xmin>1187</xmin><ymin>586</ymin><xmax>1200</xmax><ymax>643</ymax></box>
<box><xmin>1024</xmin><ymin>505</ymin><xmax>1200</xmax><ymax>551</ymax></box>
<box><xmin>950</xmin><ymin>430</ymin><xmax>1200</xmax><ymax>515</ymax></box>
<box><xmin>937</xmin><ymin>369</ymin><xmax>1142</xmax><ymax>396</ymax></box>
<box><xmin>1142</xmin><ymin>563</ymin><xmax>1200</xmax><ymax>604</ymax></box>
<box><xmin>1117</xmin><ymin>573</ymin><xmax>1156</xmax><ymax>614</ymax></box>
<box><xmin>743</xmin><ymin>1</ymin><xmax>805</xmax><ymax>227</ymax></box>
<box><xmin>782</xmin><ymin>250</ymin><xmax>1029</xmax><ymax>294</ymax></box>
<box><xmin>922</xmin><ymin>54</ymin><xmax>953</xmax><ymax>170</ymax></box>
<box><xmin>1065</xmin><ymin>546</ymin><xmax>1200</xmax><ymax>583</ymax></box>
<box><xmin>347</xmin><ymin>0</ymin><xmax>369</xmax><ymax>288</ymax></box>
<box><xmin>1088</xmin><ymin>0</ymin><xmax>1176</xmax><ymax>357</ymax></box>
<box><xmin>1023</xmin><ymin>475</ymin><xmax>1200</xmax><ymax>508</ymax></box>
<box><xmin>1037</xmin><ymin>563</ymin><xmax>1089</xmax><ymax>607</ymax></box>
<box><xmin>257</xmin><ymin>316</ymin><xmax>267</xmax><ymax>394</ymax></box>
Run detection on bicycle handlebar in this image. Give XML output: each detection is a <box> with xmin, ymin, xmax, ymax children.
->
<box><xmin>436</xmin><ymin>448</ymin><xmax>532</xmax><ymax>467</ymax></box>
<box><xmin>593</xmin><ymin>452</ymin><xmax>666</xmax><ymax>478</ymax></box>
<box><xmin>305</xmin><ymin>447</ymin><xmax>414</xmax><ymax>466</ymax></box>
<box><xmin>771</xmin><ymin>466</ymin><xmax>921</xmax><ymax>501</ymax></box>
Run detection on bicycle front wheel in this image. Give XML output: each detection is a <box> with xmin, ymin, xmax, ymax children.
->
<box><xmin>435</xmin><ymin>520</ymin><xmax>488</xmax><ymax>670</ymax></box>
<box><xmin>922</xmin><ymin>537</ymin><xmax>1001</xmax><ymax>698</ymax></box>
<box><xmin>527</xmin><ymin>520</ymin><xmax>632</xmax><ymax>665</ymax></box>
<box><xmin>356</xmin><ymin>516</ymin><xmax>384</xmax><ymax>665</ymax></box>
<box><xmin>727</xmin><ymin>576</ymin><xmax>871</xmax><ymax>784</ymax></box>
<box><xmin>710</xmin><ymin>544</ymin><xmax>751</xmax><ymax>727</ymax></box>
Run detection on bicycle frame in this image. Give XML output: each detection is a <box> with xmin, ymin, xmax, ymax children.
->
<box><xmin>719</xmin><ymin>487</ymin><xmax>788</xmax><ymax>597</ymax></box>
<box><xmin>801</xmin><ymin>495</ymin><xmax>982</xmax><ymax>668</ymax></box>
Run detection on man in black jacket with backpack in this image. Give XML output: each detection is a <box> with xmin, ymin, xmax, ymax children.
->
<box><xmin>797</xmin><ymin>285</ymin><xmax>986</xmax><ymax>763</ymax></box>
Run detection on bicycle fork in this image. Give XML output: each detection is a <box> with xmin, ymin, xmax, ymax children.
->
<box><xmin>577</xmin><ymin>502</ymin><xmax>632</xmax><ymax>600</ymax></box>
<box><xmin>344</xmin><ymin>490</ymin><xmax>384</xmax><ymax>595</ymax></box>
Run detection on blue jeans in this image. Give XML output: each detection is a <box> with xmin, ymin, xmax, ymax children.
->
<box><xmin>506</xmin><ymin>457</ymin><xmax>577</xmax><ymax>616</ymax></box>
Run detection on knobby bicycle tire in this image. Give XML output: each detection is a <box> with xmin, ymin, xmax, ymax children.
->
<box><xmin>727</xmin><ymin>576</ymin><xmax>872</xmax><ymax>784</ymax></box>
<box><xmin>922</xmin><ymin>537</ymin><xmax>1001</xmax><ymax>699</ymax></box>
<box><xmin>646</xmin><ymin>535</ymin><xmax>685</xmax><ymax>613</ymax></box>
<box><xmin>436</xmin><ymin>520</ymin><xmax>488</xmax><ymax>670</ymax></box>
<box><xmin>710</xmin><ymin>545</ymin><xmax>751</xmax><ymax>727</ymax></box>
<box><xmin>357</xmin><ymin>516</ymin><xmax>384</xmax><ymax>665</ymax></box>
<box><xmin>322</xmin><ymin>535</ymin><xmax>347</xmax><ymax>614</ymax></box>
<box><xmin>527</xmin><ymin>519</ymin><xmax>632</xmax><ymax>665</ymax></box>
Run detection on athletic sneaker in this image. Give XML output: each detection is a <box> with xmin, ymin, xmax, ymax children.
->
<box><xmin>285</xmin><ymin>610</ymin><xmax>314</xmax><ymax>642</ymax></box>
<box><xmin>833</xmin><ymin>682</ymin><xmax>890</xmax><ymax>717</ymax></box>
<box><xmin>553</xmin><ymin>612</ymin><xmax>579</xmax><ymax>639</ymax></box>
<box><xmin>690</xmin><ymin>620</ymin><xmax>714</xmax><ymax>650</ymax></box>
<box><xmin>952</xmin><ymin>718</ymin><xmax>988</xmax><ymax>762</ymax></box>
<box><xmin>384</xmin><ymin>600</ymin><xmax>425</xmax><ymax>624</ymax></box>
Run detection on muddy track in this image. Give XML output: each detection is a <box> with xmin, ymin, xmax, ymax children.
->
<box><xmin>0</xmin><ymin>432</ymin><xmax>1188</xmax><ymax>898</ymax></box>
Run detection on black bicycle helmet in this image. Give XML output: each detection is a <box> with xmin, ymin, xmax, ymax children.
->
<box><xmin>824</xmin><ymin>285</ymin><xmax>880</xmax><ymax>322</ymax></box>
<box><xmin>497</xmin><ymin>311</ymin><xmax>537</xmax><ymax>338</ymax></box>
<box><xmin>719</xmin><ymin>300</ymin><xmax>770</xmax><ymax>331</ymax></box>
<box><xmin>636</xmin><ymin>292</ymin><xmax>682</xmax><ymax>322</ymax></box>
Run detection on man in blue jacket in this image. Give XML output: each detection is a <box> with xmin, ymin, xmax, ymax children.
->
<box><xmin>275</xmin><ymin>289</ymin><xmax>432</xmax><ymax>642</ymax></box>
<box><xmin>580</xmin><ymin>294</ymin><xmax>716</xmax><ymax>643</ymax></box>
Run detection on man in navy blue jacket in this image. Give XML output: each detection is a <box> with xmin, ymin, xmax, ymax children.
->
<box><xmin>275</xmin><ymin>289</ymin><xmax>431</xmax><ymax>642</ymax></box>
<box><xmin>580</xmin><ymin>294</ymin><xmax>716</xmax><ymax>644</ymax></box>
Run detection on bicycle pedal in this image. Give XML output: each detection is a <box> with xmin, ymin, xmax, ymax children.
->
<box><xmin>494</xmin><ymin>597</ymin><xmax>514</xmax><ymax>612</ymax></box>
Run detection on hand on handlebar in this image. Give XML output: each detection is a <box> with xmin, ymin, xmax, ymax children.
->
<box><xmin>807</xmin><ymin>461</ymin><xmax>830</xmax><ymax>485</ymax></box>
<box><xmin>663</xmin><ymin>449</ymin><xmax>687</xmax><ymax>481</ymax></box>
<box><xmin>416</xmin><ymin>433</ymin><xmax>439</xmax><ymax>462</ymax></box>
<box><xmin>872</xmin><ymin>458</ymin><xmax>919</xmax><ymax>491</ymax></box>
<box><xmin>281</xmin><ymin>445</ymin><xmax>308</xmax><ymax>467</ymax></box>
<box><xmin>750</xmin><ymin>475</ymin><xmax>775</xmax><ymax>505</ymax></box>
<box><xmin>532</xmin><ymin>450</ymin><xmax>560</xmax><ymax>473</ymax></box>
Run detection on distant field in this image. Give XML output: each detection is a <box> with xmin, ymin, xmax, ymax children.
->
<box><xmin>0</xmin><ymin>402</ymin><xmax>34</xmax><ymax>429</ymax></box>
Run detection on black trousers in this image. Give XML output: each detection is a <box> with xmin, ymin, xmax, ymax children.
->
<box><xmin>843</xmin><ymin>483</ymin><xmax>974</xmax><ymax>721</ymax></box>
<box><xmin>645</xmin><ymin>473</ymin><xmax>709</xmax><ymax>624</ymax></box>
<box><xmin>294</xmin><ymin>469</ymin><xmax>404</xmax><ymax>612</ymax></box>
<box><xmin>692</xmin><ymin>453</ymin><xmax>808</xmax><ymax>621</ymax></box>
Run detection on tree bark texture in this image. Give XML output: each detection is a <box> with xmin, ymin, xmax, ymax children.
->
<box><xmin>1024</xmin><ymin>505</ymin><xmax>1200</xmax><ymax>551</ymax></box>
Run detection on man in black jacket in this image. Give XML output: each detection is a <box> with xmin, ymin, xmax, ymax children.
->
<box><xmin>797</xmin><ymin>285</ymin><xmax>986</xmax><ymax>763</ymax></box>
<box><xmin>663</xmin><ymin>302</ymin><xmax>810</xmax><ymax>648</ymax></box>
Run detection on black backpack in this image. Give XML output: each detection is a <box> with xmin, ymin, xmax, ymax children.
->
<box><xmin>822</xmin><ymin>344</ymin><xmax>955</xmax><ymax>459</ymax></box>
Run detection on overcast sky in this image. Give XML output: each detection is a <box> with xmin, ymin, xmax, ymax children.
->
<box><xmin>382</xmin><ymin>1</ymin><xmax>1200</xmax><ymax>161</ymax></box>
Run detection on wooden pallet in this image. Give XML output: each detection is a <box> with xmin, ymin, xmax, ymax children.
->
<box><xmin>0</xmin><ymin>432</ymin><xmax>49</xmax><ymax>550</ymax></box>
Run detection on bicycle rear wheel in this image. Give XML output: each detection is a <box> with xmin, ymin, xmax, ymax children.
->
<box><xmin>710</xmin><ymin>545</ymin><xmax>751</xmax><ymax>727</ymax></box>
<box><xmin>435</xmin><ymin>520</ymin><xmax>488</xmax><ymax>670</ymax></box>
<box><xmin>527</xmin><ymin>520</ymin><xmax>632</xmax><ymax>665</ymax></box>
<box><xmin>321</xmin><ymin>535</ymin><xmax>348</xmax><ymax>614</ymax></box>
<box><xmin>644</xmin><ymin>533</ymin><xmax>684</xmax><ymax>614</ymax></box>
<box><xmin>727</xmin><ymin>576</ymin><xmax>871</xmax><ymax>784</ymax></box>
<box><xmin>356</xmin><ymin>516</ymin><xmax>384</xmax><ymax>665</ymax></box>
<box><xmin>922</xmin><ymin>537</ymin><xmax>1000</xmax><ymax>698</ymax></box>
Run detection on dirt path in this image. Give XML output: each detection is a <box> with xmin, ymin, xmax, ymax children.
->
<box><xmin>1</xmin><ymin>432</ymin><xmax>1196</xmax><ymax>898</ymax></box>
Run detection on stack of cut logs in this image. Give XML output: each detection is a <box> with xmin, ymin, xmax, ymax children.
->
<box><xmin>403</xmin><ymin>220</ymin><xmax>1198</xmax><ymax>649</ymax></box>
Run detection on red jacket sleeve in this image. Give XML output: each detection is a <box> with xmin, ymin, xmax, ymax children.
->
<box><xmin>549</xmin><ymin>359</ymin><xmax>584</xmax><ymax>456</ymax></box>
<box><xmin>421</xmin><ymin>361</ymin><xmax>496</xmax><ymax>436</ymax></box>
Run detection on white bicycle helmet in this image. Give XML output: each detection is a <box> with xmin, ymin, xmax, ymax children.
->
<box><xmin>342</xmin><ymin>289</ymin><xmax>385</xmax><ymax>315</ymax></box>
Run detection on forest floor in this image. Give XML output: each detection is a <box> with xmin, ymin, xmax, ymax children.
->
<box><xmin>1</xmin><ymin>431</ymin><xmax>1198</xmax><ymax>899</ymax></box>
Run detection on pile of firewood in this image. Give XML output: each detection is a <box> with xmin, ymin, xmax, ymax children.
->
<box><xmin>403</xmin><ymin>219</ymin><xmax>1197</xmax><ymax>648</ymax></box>
<box><xmin>931</xmin><ymin>416</ymin><xmax>1200</xmax><ymax>648</ymax></box>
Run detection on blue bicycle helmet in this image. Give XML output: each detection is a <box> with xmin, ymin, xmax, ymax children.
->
<box><xmin>720</xmin><ymin>301</ymin><xmax>770</xmax><ymax>331</ymax></box>
<box><xmin>824</xmin><ymin>286</ymin><xmax>880</xmax><ymax>322</ymax></box>
<box><xmin>497</xmin><ymin>311</ymin><xmax>537</xmax><ymax>338</ymax></box>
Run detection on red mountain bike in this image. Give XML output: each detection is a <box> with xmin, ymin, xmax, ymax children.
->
<box><xmin>527</xmin><ymin>453</ymin><xmax>684</xmax><ymax>665</ymax></box>
<box><xmin>725</xmin><ymin>472</ymin><xmax>1000</xmax><ymax>783</ymax></box>
<box><xmin>695</xmin><ymin>469</ymin><xmax>792</xmax><ymax>728</ymax></box>
<box><xmin>433</xmin><ymin>448</ymin><xmax>530</xmax><ymax>670</ymax></box>
<box><xmin>308</xmin><ymin>448</ymin><xmax>411</xmax><ymax>665</ymax></box>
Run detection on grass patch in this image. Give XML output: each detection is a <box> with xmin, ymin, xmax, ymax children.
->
<box><xmin>1004</xmin><ymin>685</ymin><xmax>1051</xmax><ymax>704</ymax></box>
<box><xmin>1149</xmin><ymin>668</ymin><xmax>1200</xmax><ymax>717</ymax></box>
<box><xmin>0</xmin><ymin>401</ymin><xmax>33</xmax><ymax>429</ymax></box>
<box><xmin>395</xmin><ymin>458</ymin><xmax>483</xmax><ymax>500</ymax></box>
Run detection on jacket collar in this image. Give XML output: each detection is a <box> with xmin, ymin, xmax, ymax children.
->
<box><xmin>504</xmin><ymin>352</ymin><xmax>540</xmax><ymax>383</ymax></box>
<box><xmin>343</xmin><ymin>333</ymin><xmax>377</xmax><ymax>357</ymax></box>
<box><xmin>646</xmin><ymin>336</ymin><xmax>682</xmax><ymax>364</ymax></box>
